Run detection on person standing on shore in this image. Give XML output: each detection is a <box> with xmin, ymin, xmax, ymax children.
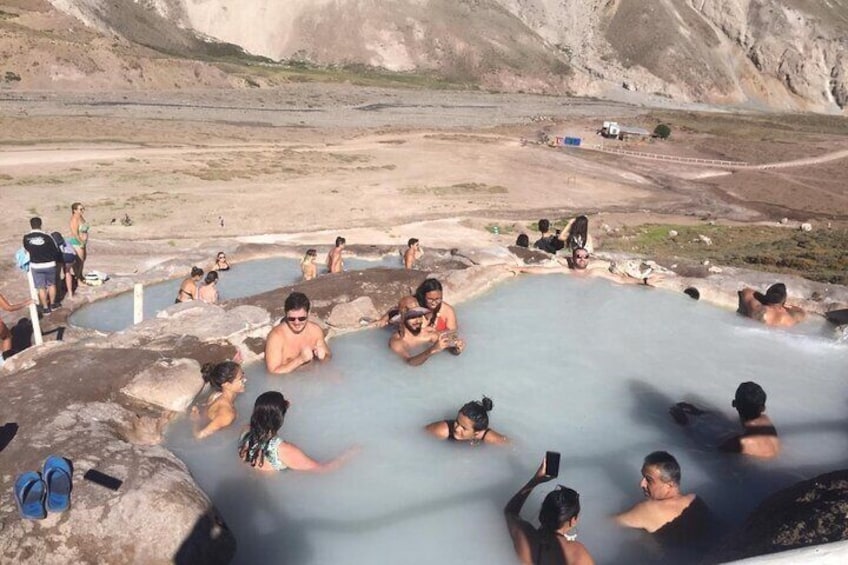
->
<box><xmin>1</xmin><ymin>292</ymin><xmax>33</xmax><ymax>361</ymax></box>
<box><xmin>68</xmin><ymin>202</ymin><xmax>89</xmax><ymax>279</ymax></box>
<box><xmin>23</xmin><ymin>217</ymin><xmax>61</xmax><ymax>313</ymax></box>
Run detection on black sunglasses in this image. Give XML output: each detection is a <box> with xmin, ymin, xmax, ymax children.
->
<box><xmin>286</xmin><ymin>316</ymin><xmax>308</xmax><ymax>322</ymax></box>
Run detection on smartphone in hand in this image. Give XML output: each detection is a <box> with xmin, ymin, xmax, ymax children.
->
<box><xmin>545</xmin><ymin>451</ymin><xmax>561</xmax><ymax>478</ymax></box>
<box><xmin>83</xmin><ymin>469</ymin><xmax>123</xmax><ymax>491</ymax></box>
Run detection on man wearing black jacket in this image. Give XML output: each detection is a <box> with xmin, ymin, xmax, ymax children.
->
<box><xmin>22</xmin><ymin>217</ymin><xmax>60</xmax><ymax>313</ymax></box>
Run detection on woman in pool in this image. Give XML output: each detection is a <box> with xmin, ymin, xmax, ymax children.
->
<box><xmin>505</xmin><ymin>458</ymin><xmax>594</xmax><ymax>565</ymax></box>
<box><xmin>176</xmin><ymin>267</ymin><xmax>203</xmax><ymax>303</ymax></box>
<box><xmin>426</xmin><ymin>396</ymin><xmax>508</xmax><ymax>445</ymax></box>
<box><xmin>415</xmin><ymin>278</ymin><xmax>458</xmax><ymax>332</ymax></box>
<box><xmin>192</xmin><ymin>361</ymin><xmax>246</xmax><ymax>439</ymax></box>
<box><xmin>214</xmin><ymin>252</ymin><xmax>231</xmax><ymax>272</ymax></box>
<box><xmin>197</xmin><ymin>270</ymin><xmax>219</xmax><ymax>304</ymax></box>
<box><xmin>238</xmin><ymin>391</ymin><xmax>354</xmax><ymax>472</ymax></box>
<box><xmin>558</xmin><ymin>215</ymin><xmax>594</xmax><ymax>254</ymax></box>
<box><xmin>301</xmin><ymin>248</ymin><xmax>318</xmax><ymax>280</ymax></box>
<box><xmin>68</xmin><ymin>202</ymin><xmax>90</xmax><ymax>277</ymax></box>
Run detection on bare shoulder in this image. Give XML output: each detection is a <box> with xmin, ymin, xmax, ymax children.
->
<box><xmin>562</xmin><ymin>539</ymin><xmax>595</xmax><ymax>565</ymax></box>
<box><xmin>425</xmin><ymin>420</ymin><xmax>449</xmax><ymax>438</ymax></box>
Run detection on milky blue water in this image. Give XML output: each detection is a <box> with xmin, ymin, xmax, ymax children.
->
<box><xmin>165</xmin><ymin>274</ymin><xmax>848</xmax><ymax>564</ymax></box>
<box><xmin>70</xmin><ymin>255</ymin><xmax>400</xmax><ymax>332</ymax></box>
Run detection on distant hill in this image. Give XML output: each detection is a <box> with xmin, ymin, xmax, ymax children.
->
<box><xmin>5</xmin><ymin>0</ymin><xmax>846</xmax><ymax>112</ymax></box>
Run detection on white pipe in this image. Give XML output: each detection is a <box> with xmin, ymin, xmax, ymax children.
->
<box><xmin>25</xmin><ymin>268</ymin><xmax>43</xmax><ymax>346</ymax></box>
<box><xmin>133</xmin><ymin>283</ymin><xmax>144</xmax><ymax>325</ymax></box>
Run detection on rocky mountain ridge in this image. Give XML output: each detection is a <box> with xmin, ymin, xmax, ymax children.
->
<box><xmin>7</xmin><ymin>0</ymin><xmax>848</xmax><ymax>113</ymax></box>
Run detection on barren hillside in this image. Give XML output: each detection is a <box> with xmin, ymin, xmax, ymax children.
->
<box><xmin>5</xmin><ymin>0</ymin><xmax>847</xmax><ymax>112</ymax></box>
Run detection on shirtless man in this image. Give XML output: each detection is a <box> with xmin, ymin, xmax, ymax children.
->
<box><xmin>404</xmin><ymin>238</ymin><xmax>422</xmax><ymax>269</ymax></box>
<box><xmin>738</xmin><ymin>283</ymin><xmax>805</xmax><ymax>327</ymax></box>
<box><xmin>513</xmin><ymin>247</ymin><xmax>658</xmax><ymax>287</ymax></box>
<box><xmin>615</xmin><ymin>451</ymin><xmax>711</xmax><ymax>541</ymax></box>
<box><xmin>326</xmin><ymin>236</ymin><xmax>346</xmax><ymax>274</ymax></box>
<box><xmin>720</xmin><ymin>382</ymin><xmax>780</xmax><ymax>458</ymax></box>
<box><xmin>264</xmin><ymin>292</ymin><xmax>331</xmax><ymax>374</ymax></box>
<box><xmin>389</xmin><ymin>302</ymin><xmax>464</xmax><ymax>366</ymax></box>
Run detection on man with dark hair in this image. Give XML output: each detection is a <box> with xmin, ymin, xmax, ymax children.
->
<box><xmin>720</xmin><ymin>382</ymin><xmax>780</xmax><ymax>458</ymax></box>
<box><xmin>327</xmin><ymin>236</ymin><xmax>346</xmax><ymax>274</ymax></box>
<box><xmin>533</xmin><ymin>219</ymin><xmax>561</xmax><ymax>254</ymax></box>
<box><xmin>615</xmin><ymin>451</ymin><xmax>711</xmax><ymax>543</ymax></box>
<box><xmin>22</xmin><ymin>217</ymin><xmax>61</xmax><ymax>313</ymax></box>
<box><xmin>404</xmin><ymin>238</ymin><xmax>422</xmax><ymax>269</ymax></box>
<box><xmin>388</xmin><ymin>296</ymin><xmax>463</xmax><ymax>366</ymax></box>
<box><xmin>264</xmin><ymin>292</ymin><xmax>331</xmax><ymax>374</ymax></box>
<box><xmin>738</xmin><ymin>282</ymin><xmax>805</xmax><ymax>327</ymax></box>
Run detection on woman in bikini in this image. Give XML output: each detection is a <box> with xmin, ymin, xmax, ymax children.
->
<box><xmin>425</xmin><ymin>396</ymin><xmax>508</xmax><ymax>445</ymax></box>
<box><xmin>414</xmin><ymin>278</ymin><xmax>458</xmax><ymax>332</ymax></box>
<box><xmin>176</xmin><ymin>267</ymin><xmax>203</xmax><ymax>303</ymax></box>
<box><xmin>68</xmin><ymin>202</ymin><xmax>89</xmax><ymax>278</ymax></box>
<box><xmin>197</xmin><ymin>270</ymin><xmax>219</xmax><ymax>304</ymax></box>
<box><xmin>213</xmin><ymin>252</ymin><xmax>231</xmax><ymax>272</ymax></box>
<box><xmin>301</xmin><ymin>248</ymin><xmax>318</xmax><ymax>281</ymax></box>
<box><xmin>238</xmin><ymin>391</ymin><xmax>356</xmax><ymax>472</ymax></box>
<box><xmin>192</xmin><ymin>361</ymin><xmax>246</xmax><ymax>439</ymax></box>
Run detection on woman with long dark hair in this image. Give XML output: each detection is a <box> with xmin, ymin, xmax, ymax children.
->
<box><xmin>505</xmin><ymin>458</ymin><xmax>594</xmax><ymax>564</ymax></box>
<box><xmin>414</xmin><ymin>278</ymin><xmax>458</xmax><ymax>332</ymax></box>
<box><xmin>238</xmin><ymin>391</ymin><xmax>355</xmax><ymax>472</ymax></box>
<box><xmin>192</xmin><ymin>361</ymin><xmax>245</xmax><ymax>439</ymax></box>
<box><xmin>559</xmin><ymin>215</ymin><xmax>594</xmax><ymax>254</ymax></box>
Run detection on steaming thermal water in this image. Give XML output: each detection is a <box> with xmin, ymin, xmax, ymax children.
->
<box><xmin>69</xmin><ymin>256</ymin><xmax>399</xmax><ymax>332</ymax></box>
<box><xmin>166</xmin><ymin>275</ymin><xmax>848</xmax><ymax>564</ymax></box>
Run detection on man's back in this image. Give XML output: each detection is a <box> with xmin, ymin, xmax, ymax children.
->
<box><xmin>23</xmin><ymin>230</ymin><xmax>59</xmax><ymax>266</ymax></box>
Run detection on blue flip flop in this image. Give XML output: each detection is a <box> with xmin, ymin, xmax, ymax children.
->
<box><xmin>43</xmin><ymin>455</ymin><xmax>72</xmax><ymax>513</ymax></box>
<box><xmin>14</xmin><ymin>471</ymin><xmax>46</xmax><ymax>520</ymax></box>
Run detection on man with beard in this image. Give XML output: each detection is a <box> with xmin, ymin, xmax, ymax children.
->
<box><xmin>389</xmin><ymin>296</ymin><xmax>464</xmax><ymax>366</ymax></box>
<box><xmin>265</xmin><ymin>292</ymin><xmax>331</xmax><ymax>374</ymax></box>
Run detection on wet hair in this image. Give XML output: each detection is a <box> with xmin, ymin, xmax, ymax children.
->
<box><xmin>684</xmin><ymin>287</ymin><xmax>700</xmax><ymax>300</ymax></box>
<box><xmin>284</xmin><ymin>291</ymin><xmax>310</xmax><ymax>314</ymax></box>
<box><xmin>190</xmin><ymin>266</ymin><xmax>204</xmax><ymax>278</ymax></box>
<box><xmin>200</xmin><ymin>361</ymin><xmax>241</xmax><ymax>392</ymax></box>
<box><xmin>302</xmin><ymin>248</ymin><xmax>317</xmax><ymax>264</ymax></box>
<box><xmin>239</xmin><ymin>391</ymin><xmax>288</xmax><ymax>468</ymax></box>
<box><xmin>565</xmin><ymin>215</ymin><xmax>589</xmax><ymax>251</ymax></box>
<box><xmin>204</xmin><ymin>271</ymin><xmax>219</xmax><ymax>285</ymax></box>
<box><xmin>335</xmin><ymin>236</ymin><xmax>346</xmax><ymax>247</ymax></box>
<box><xmin>415</xmin><ymin>278</ymin><xmax>443</xmax><ymax>325</ymax></box>
<box><xmin>30</xmin><ymin>217</ymin><xmax>42</xmax><ymax>230</ymax></box>
<box><xmin>408</xmin><ymin>238</ymin><xmax>419</xmax><ymax>247</ymax></box>
<box><xmin>642</xmin><ymin>451</ymin><xmax>681</xmax><ymax>485</ymax></box>
<box><xmin>71</xmin><ymin>202</ymin><xmax>84</xmax><ymax>213</ymax></box>
<box><xmin>756</xmin><ymin>283</ymin><xmax>787</xmax><ymax>306</ymax></box>
<box><xmin>538</xmin><ymin>219</ymin><xmax>550</xmax><ymax>234</ymax></box>
<box><xmin>515</xmin><ymin>234</ymin><xmax>530</xmax><ymax>248</ymax></box>
<box><xmin>734</xmin><ymin>381</ymin><xmax>767</xmax><ymax>421</ymax></box>
<box><xmin>458</xmin><ymin>397</ymin><xmax>493</xmax><ymax>431</ymax></box>
<box><xmin>539</xmin><ymin>486</ymin><xmax>581</xmax><ymax>532</ymax></box>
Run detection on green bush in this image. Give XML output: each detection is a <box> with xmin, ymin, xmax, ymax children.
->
<box><xmin>653</xmin><ymin>124</ymin><xmax>671</xmax><ymax>139</ymax></box>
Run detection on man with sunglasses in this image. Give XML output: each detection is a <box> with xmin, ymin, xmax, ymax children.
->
<box><xmin>512</xmin><ymin>247</ymin><xmax>658</xmax><ymax>286</ymax></box>
<box><xmin>265</xmin><ymin>292</ymin><xmax>331</xmax><ymax>374</ymax></box>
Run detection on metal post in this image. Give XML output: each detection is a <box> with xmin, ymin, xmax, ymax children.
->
<box><xmin>25</xmin><ymin>268</ymin><xmax>43</xmax><ymax>346</ymax></box>
<box><xmin>133</xmin><ymin>283</ymin><xmax>144</xmax><ymax>325</ymax></box>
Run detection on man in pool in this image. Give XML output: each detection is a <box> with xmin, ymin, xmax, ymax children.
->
<box><xmin>513</xmin><ymin>247</ymin><xmax>659</xmax><ymax>286</ymax></box>
<box><xmin>265</xmin><ymin>292</ymin><xmax>331</xmax><ymax>374</ymax></box>
<box><xmin>327</xmin><ymin>236</ymin><xmax>346</xmax><ymax>274</ymax></box>
<box><xmin>738</xmin><ymin>283</ymin><xmax>805</xmax><ymax>327</ymax></box>
<box><xmin>614</xmin><ymin>451</ymin><xmax>712</xmax><ymax>545</ymax></box>
<box><xmin>404</xmin><ymin>238</ymin><xmax>422</xmax><ymax>269</ymax></box>
<box><xmin>389</xmin><ymin>300</ymin><xmax>464</xmax><ymax>366</ymax></box>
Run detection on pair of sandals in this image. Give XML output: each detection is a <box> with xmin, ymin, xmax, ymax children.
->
<box><xmin>14</xmin><ymin>456</ymin><xmax>72</xmax><ymax>520</ymax></box>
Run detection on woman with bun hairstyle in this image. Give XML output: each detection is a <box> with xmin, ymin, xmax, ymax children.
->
<box><xmin>176</xmin><ymin>266</ymin><xmax>203</xmax><ymax>303</ymax></box>
<box><xmin>238</xmin><ymin>391</ymin><xmax>356</xmax><ymax>472</ymax></box>
<box><xmin>425</xmin><ymin>397</ymin><xmax>508</xmax><ymax>445</ymax></box>
<box><xmin>191</xmin><ymin>361</ymin><xmax>246</xmax><ymax>439</ymax></box>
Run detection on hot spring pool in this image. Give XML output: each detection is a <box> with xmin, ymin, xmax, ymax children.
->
<box><xmin>165</xmin><ymin>274</ymin><xmax>848</xmax><ymax>564</ymax></box>
<box><xmin>70</xmin><ymin>255</ymin><xmax>400</xmax><ymax>333</ymax></box>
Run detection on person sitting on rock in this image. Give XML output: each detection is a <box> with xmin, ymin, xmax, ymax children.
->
<box><xmin>614</xmin><ymin>451</ymin><xmax>712</xmax><ymax>549</ymax></box>
<box><xmin>557</xmin><ymin>214</ymin><xmax>594</xmax><ymax>254</ymax></box>
<box><xmin>264</xmin><ymin>292</ymin><xmax>331</xmax><ymax>374</ymax></box>
<box><xmin>534</xmin><ymin>218</ymin><xmax>563</xmax><ymax>254</ymax></box>
<box><xmin>425</xmin><ymin>396</ymin><xmax>508</xmax><ymax>445</ymax></box>
<box><xmin>514</xmin><ymin>233</ymin><xmax>530</xmax><ymax>248</ymax></box>
<box><xmin>738</xmin><ymin>283</ymin><xmax>805</xmax><ymax>327</ymax></box>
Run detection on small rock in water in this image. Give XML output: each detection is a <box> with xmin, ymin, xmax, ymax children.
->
<box><xmin>800</xmin><ymin>222</ymin><xmax>812</xmax><ymax>232</ymax></box>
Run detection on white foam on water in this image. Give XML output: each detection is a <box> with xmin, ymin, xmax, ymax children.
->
<box><xmin>166</xmin><ymin>275</ymin><xmax>848</xmax><ymax>564</ymax></box>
